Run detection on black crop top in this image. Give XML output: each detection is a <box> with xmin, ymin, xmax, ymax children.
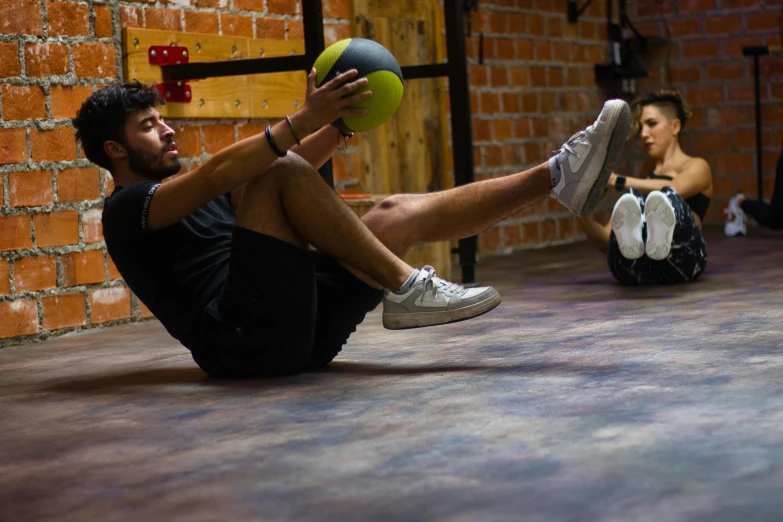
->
<box><xmin>648</xmin><ymin>173</ymin><xmax>711</xmax><ymax>221</ymax></box>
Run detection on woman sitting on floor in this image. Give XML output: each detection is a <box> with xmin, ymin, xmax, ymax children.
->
<box><xmin>580</xmin><ymin>89</ymin><xmax>713</xmax><ymax>285</ymax></box>
<box><xmin>724</xmin><ymin>147</ymin><xmax>783</xmax><ymax>235</ymax></box>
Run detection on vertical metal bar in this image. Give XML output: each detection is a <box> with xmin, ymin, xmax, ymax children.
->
<box><xmin>444</xmin><ymin>0</ymin><xmax>476</xmax><ymax>284</ymax></box>
<box><xmin>754</xmin><ymin>53</ymin><xmax>764</xmax><ymax>201</ymax></box>
<box><xmin>301</xmin><ymin>0</ymin><xmax>334</xmax><ymax>187</ymax></box>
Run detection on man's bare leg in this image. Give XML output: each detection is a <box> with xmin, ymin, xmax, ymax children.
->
<box><xmin>362</xmin><ymin>163</ymin><xmax>550</xmax><ymax>257</ymax></box>
<box><xmin>231</xmin><ymin>153</ymin><xmax>413</xmax><ymax>290</ymax></box>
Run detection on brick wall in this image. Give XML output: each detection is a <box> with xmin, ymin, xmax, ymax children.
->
<box><xmin>630</xmin><ymin>0</ymin><xmax>783</xmax><ymax>223</ymax></box>
<box><xmin>2</xmin><ymin>0</ymin><xmax>779</xmax><ymax>347</ymax></box>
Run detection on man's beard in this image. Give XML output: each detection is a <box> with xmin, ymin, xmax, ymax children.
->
<box><xmin>125</xmin><ymin>140</ymin><xmax>181</xmax><ymax>180</ymax></box>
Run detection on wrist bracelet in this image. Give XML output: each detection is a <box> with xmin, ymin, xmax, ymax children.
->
<box><xmin>614</xmin><ymin>174</ymin><xmax>626</xmax><ymax>191</ymax></box>
<box><xmin>337</xmin><ymin>129</ymin><xmax>354</xmax><ymax>149</ymax></box>
<box><xmin>265</xmin><ymin>125</ymin><xmax>287</xmax><ymax>158</ymax></box>
<box><xmin>285</xmin><ymin>115</ymin><xmax>301</xmax><ymax>146</ymax></box>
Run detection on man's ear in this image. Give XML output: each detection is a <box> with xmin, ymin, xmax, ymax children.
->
<box><xmin>104</xmin><ymin>140</ymin><xmax>127</xmax><ymax>161</ymax></box>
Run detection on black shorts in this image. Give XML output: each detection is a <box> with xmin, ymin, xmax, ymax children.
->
<box><xmin>192</xmin><ymin>227</ymin><xmax>384</xmax><ymax>378</ymax></box>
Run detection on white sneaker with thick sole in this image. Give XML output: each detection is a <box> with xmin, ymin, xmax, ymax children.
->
<box><xmin>645</xmin><ymin>191</ymin><xmax>676</xmax><ymax>260</ymax></box>
<box><xmin>724</xmin><ymin>193</ymin><xmax>747</xmax><ymax>237</ymax></box>
<box><xmin>550</xmin><ymin>99</ymin><xmax>631</xmax><ymax>217</ymax></box>
<box><xmin>611</xmin><ymin>193</ymin><xmax>644</xmax><ymax>260</ymax></box>
<box><xmin>382</xmin><ymin>266</ymin><xmax>501</xmax><ymax>330</ymax></box>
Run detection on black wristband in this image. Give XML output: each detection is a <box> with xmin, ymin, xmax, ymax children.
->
<box><xmin>614</xmin><ymin>174</ymin><xmax>626</xmax><ymax>191</ymax></box>
<box><xmin>265</xmin><ymin>125</ymin><xmax>287</xmax><ymax>158</ymax></box>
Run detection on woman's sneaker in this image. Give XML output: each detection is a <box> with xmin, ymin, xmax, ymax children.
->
<box><xmin>611</xmin><ymin>193</ymin><xmax>644</xmax><ymax>259</ymax></box>
<box><xmin>645</xmin><ymin>191</ymin><xmax>676</xmax><ymax>260</ymax></box>
<box><xmin>724</xmin><ymin>193</ymin><xmax>747</xmax><ymax>237</ymax></box>
<box><xmin>549</xmin><ymin>99</ymin><xmax>631</xmax><ymax>217</ymax></box>
<box><xmin>382</xmin><ymin>266</ymin><xmax>501</xmax><ymax>330</ymax></box>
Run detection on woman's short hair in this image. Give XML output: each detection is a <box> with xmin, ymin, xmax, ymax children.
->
<box><xmin>630</xmin><ymin>89</ymin><xmax>692</xmax><ymax>136</ymax></box>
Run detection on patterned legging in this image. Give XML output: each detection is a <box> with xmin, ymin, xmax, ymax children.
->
<box><xmin>608</xmin><ymin>187</ymin><xmax>708</xmax><ymax>285</ymax></box>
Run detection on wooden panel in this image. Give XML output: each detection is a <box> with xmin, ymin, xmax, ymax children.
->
<box><xmin>122</xmin><ymin>28</ymin><xmax>305</xmax><ymax>119</ymax></box>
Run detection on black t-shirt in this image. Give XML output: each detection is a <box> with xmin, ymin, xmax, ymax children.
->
<box><xmin>102</xmin><ymin>182</ymin><xmax>235</xmax><ymax>349</ymax></box>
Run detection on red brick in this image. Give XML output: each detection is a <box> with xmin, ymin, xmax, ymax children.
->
<box><xmin>513</xmin><ymin>120</ymin><xmax>531</xmax><ymax>139</ymax></box>
<box><xmin>202</xmin><ymin>124</ymin><xmax>235</xmax><ymax>154</ymax></box>
<box><xmin>713</xmin><ymin>153</ymin><xmax>753</xmax><ymax>175</ymax></box>
<box><xmin>146</xmin><ymin>8</ymin><xmax>181</xmax><ymax>31</ymax></box>
<box><xmin>704</xmin><ymin>15</ymin><xmax>743</xmax><ymax>35</ymax></box>
<box><xmin>25</xmin><ymin>43</ymin><xmax>69</xmax><ymax>77</ymax></box>
<box><xmin>235</xmin><ymin>0</ymin><xmax>264</xmax><ymax>11</ymax></box>
<box><xmin>62</xmin><ymin>250</ymin><xmax>105</xmax><ymax>286</ymax></box>
<box><xmin>194</xmin><ymin>0</ymin><xmax>225</xmax><ymax>6</ymax></box>
<box><xmin>255</xmin><ymin>17</ymin><xmax>285</xmax><ymax>39</ymax></box>
<box><xmin>0</xmin><ymin>261</ymin><xmax>8</xmax><ymax>295</ymax></box>
<box><xmin>0</xmin><ymin>42</ymin><xmax>21</xmax><ymax>78</ymax></box>
<box><xmin>681</xmin><ymin>40</ymin><xmax>719</xmax><ymax>60</ymax></box>
<box><xmin>50</xmin><ymin>85</ymin><xmax>94</xmax><ymax>120</ymax></box>
<box><xmin>478</xmin><ymin>226</ymin><xmax>501</xmax><ymax>253</ymax></box>
<box><xmin>34</xmin><ymin>211</ymin><xmax>79</xmax><ymax>247</ymax></box>
<box><xmin>529</xmin><ymin>66</ymin><xmax>546</xmax><ymax>87</ymax></box>
<box><xmin>57</xmin><ymin>167</ymin><xmax>102</xmax><ymax>203</ymax></box>
<box><xmin>286</xmin><ymin>19</ymin><xmax>304</xmax><ymax>41</ymax></box>
<box><xmin>522</xmin><ymin>92</ymin><xmax>538</xmax><ymax>113</ymax></box>
<box><xmin>13</xmin><ymin>255</ymin><xmax>57</xmax><ymax>292</ymax></box>
<box><xmin>2</xmin><ymin>84</ymin><xmax>46</xmax><ymax>120</ymax></box>
<box><xmin>469</xmin><ymin>65</ymin><xmax>488</xmax><ymax>88</ymax></box>
<box><xmin>31</xmin><ymin>126</ymin><xmax>75</xmax><ymax>163</ymax></box>
<box><xmin>120</xmin><ymin>6</ymin><xmax>142</xmax><ymax>28</ymax></box>
<box><xmin>472</xmin><ymin>119</ymin><xmax>491</xmax><ymax>143</ymax></box>
<box><xmin>139</xmin><ymin>299</ymin><xmax>155</xmax><ymax>318</ymax></box>
<box><xmin>522</xmin><ymin>222</ymin><xmax>540</xmax><ymax>244</ymax></box>
<box><xmin>686</xmin><ymin>86</ymin><xmax>724</xmax><ymax>106</ymax></box>
<box><xmin>732</xmin><ymin>128</ymin><xmax>769</xmax><ymax>150</ymax></box>
<box><xmin>47</xmin><ymin>0</ymin><xmax>90</xmax><ymax>36</ymax></box>
<box><xmin>706</xmin><ymin>62</ymin><xmax>746</xmax><ymax>81</ymax></box>
<box><xmin>107</xmin><ymin>255</ymin><xmax>122</xmax><ymax>280</ymax></box>
<box><xmin>679</xmin><ymin>0</ymin><xmax>716</xmax><ymax>13</ymax></box>
<box><xmin>502</xmin><ymin>92</ymin><xmax>520</xmax><ymax>114</ymax></box>
<box><xmin>73</xmin><ymin>43</ymin><xmax>117</xmax><ymax>78</ymax></box>
<box><xmin>236</xmin><ymin>122</ymin><xmax>265</xmax><ymax>142</ymax></box>
<box><xmin>493</xmin><ymin>119</ymin><xmax>512</xmax><ymax>141</ymax></box>
<box><xmin>42</xmin><ymin>292</ymin><xmax>87</xmax><ymax>330</ymax></box>
<box><xmin>94</xmin><ymin>3</ymin><xmax>112</xmax><ymax>38</ymax></box>
<box><xmin>0</xmin><ymin>128</ymin><xmax>28</xmax><ymax>165</ymax></box>
<box><xmin>185</xmin><ymin>11</ymin><xmax>219</xmax><ymax>34</ymax></box>
<box><xmin>549</xmin><ymin>68</ymin><xmax>564</xmax><ymax>88</ymax></box>
<box><xmin>481</xmin><ymin>93</ymin><xmax>500</xmax><ymax>114</ymax></box>
<box><xmin>83</xmin><ymin>208</ymin><xmax>104</xmax><ymax>244</ymax></box>
<box><xmin>524</xmin><ymin>142</ymin><xmax>543</xmax><ymax>164</ymax></box>
<box><xmin>9</xmin><ymin>171</ymin><xmax>53</xmax><ymax>207</ymax></box>
<box><xmin>0</xmin><ymin>299</ymin><xmax>38</xmax><ymax>339</ymax></box>
<box><xmin>704</xmin><ymin>107</ymin><xmax>749</xmax><ymax>127</ymax></box>
<box><xmin>221</xmin><ymin>13</ymin><xmax>254</xmax><ymax>38</ymax></box>
<box><xmin>690</xmin><ymin>131</ymin><xmax>731</xmax><ymax>153</ymax></box>
<box><xmin>670</xmin><ymin>65</ymin><xmax>701</xmax><ymax>83</ymax></box>
<box><xmin>746</xmin><ymin>12</ymin><xmax>780</xmax><ymax>32</ymax></box>
<box><xmin>667</xmin><ymin>18</ymin><xmax>703</xmax><ymax>38</ymax></box>
<box><xmin>0</xmin><ymin>215</ymin><xmax>32</xmax><ymax>252</ymax></box>
<box><xmin>722</xmin><ymin>36</ymin><xmax>765</xmax><ymax>57</ymax></box>
<box><xmin>326</xmin><ymin>0</ymin><xmax>349</xmax><ymax>18</ymax></box>
<box><xmin>90</xmin><ymin>286</ymin><xmax>132</xmax><ymax>323</ymax></box>
<box><xmin>0</xmin><ymin>0</ymin><xmax>43</xmax><ymax>36</ymax></box>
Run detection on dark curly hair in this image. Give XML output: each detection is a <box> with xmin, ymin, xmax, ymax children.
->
<box><xmin>630</xmin><ymin>89</ymin><xmax>692</xmax><ymax>137</ymax></box>
<box><xmin>72</xmin><ymin>81</ymin><xmax>164</xmax><ymax>171</ymax></box>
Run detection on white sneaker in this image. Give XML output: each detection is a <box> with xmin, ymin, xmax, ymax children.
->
<box><xmin>382</xmin><ymin>266</ymin><xmax>501</xmax><ymax>330</ymax></box>
<box><xmin>645</xmin><ymin>191</ymin><xmax>676</xmax><ymax>260</ymax></box>
<box><xmin>724</xmin><ymin>193</ymin><xmax>747</xmax><ymax>237</ymax></box>
<box><xmin>550</xmin><ymin>99</ymin><xmax>631</xmax><ymax>217</ymax></box>
<box><xmin>611</xmin><ymin>193</ymin><xmax>644</xmax><ymax>259</ymax></box>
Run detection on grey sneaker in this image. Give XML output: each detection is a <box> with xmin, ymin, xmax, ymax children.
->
<box><xmin>550</xmin><ymin>99</ymin><xmax>631</xmax><ymax>217</ymax></box>
<box><xmin>611</xmin><ymin>192</ymin><xmax>644</xmax><ymax>260</ymax></box>
<box><xmin>382</xmin><ymin>266</ymin><xmax>501</xmax><ymax>330</ymax></box>
<box><xmin>644</xmin><ymin>190</ymin><xmax>676</xmax><ymax>260</ymax></box>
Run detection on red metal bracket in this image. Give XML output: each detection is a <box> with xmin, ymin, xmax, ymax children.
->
<box><xmin>149</xmin><ymin>46</ymin><xmax>192</xmax><ymax>103</ymax></box>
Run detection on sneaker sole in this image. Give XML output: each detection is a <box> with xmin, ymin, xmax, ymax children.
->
<box><xmin>611</xmin><ymin>194</ymin><xmax>644</xmax><ymax>259</ymax></box>
<box><xmin>382</xmin><ymin>292</ymin><xmax>501</xmax><ymax>330</ymax></box>
<box><xmin>645</xmin><ymin>192</ymin><xmax>676</xmax><ymax>260</ymax></box>
<box><xmin>577</xmin><ymin>101</ymin><xmax>631</xmax><ymax>217</ymax></box>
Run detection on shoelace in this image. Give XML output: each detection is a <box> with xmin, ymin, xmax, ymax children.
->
<box><xmin>554</xmin><ymin>126</ymin><xmax>593</xmax><ymax>159</ymax></box>
<box><xmin>421</xmin><ymin>265</ymin><xmax>465</xmax><ymax>297</ymax></box>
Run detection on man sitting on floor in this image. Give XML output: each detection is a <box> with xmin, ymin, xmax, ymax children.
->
<box><xmin>72</xmin><ymin>70</ymin><xmax>630</xmax><ymax>378</ymax></box>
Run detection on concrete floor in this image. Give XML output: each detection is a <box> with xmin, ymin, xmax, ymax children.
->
<box><xmin>1</xmin><ymin>228</ymin><xmax>783</xmax><ymax>522</ymax></box>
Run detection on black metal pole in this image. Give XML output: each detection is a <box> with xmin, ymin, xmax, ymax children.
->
<box><xmin>445</xmin><ymin>1</ymin><xmax>476</xmax><ymax>284</ymax></box>
<box><xmin>753</xmin><ymin>52</ymin><xmax>764</xmax><ymax>201</ymax></box>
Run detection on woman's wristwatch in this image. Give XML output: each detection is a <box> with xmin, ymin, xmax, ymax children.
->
<box><xmin>614</xmin><ymin>175</ymin><xmax>627</xmax><ymax>191</ymax></box>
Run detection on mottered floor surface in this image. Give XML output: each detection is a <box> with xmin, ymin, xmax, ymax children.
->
<box><xmin>2</xmin><ymin>228</ymin><xmax>782</xmax><ymax>522</ymax></box>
